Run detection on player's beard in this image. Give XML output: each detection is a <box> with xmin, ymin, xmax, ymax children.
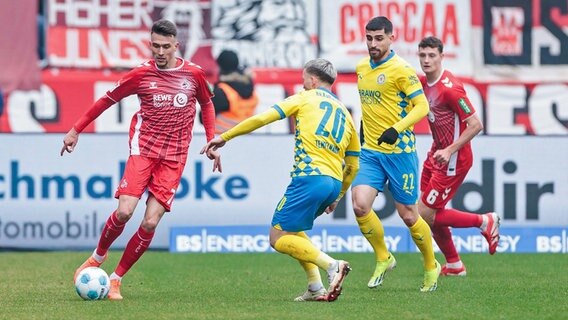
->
<box><xmin>369</xmin><ymin>49</ymin><xmax>382</xmax><ymax>62</ymax></box>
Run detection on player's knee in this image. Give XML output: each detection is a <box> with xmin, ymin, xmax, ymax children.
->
<box><xmin>397</xmin><ymin>205</ymin><xmax>418</xmax><ymax>226</ymax></box>
<box><xmin>401</xmin><ymin>215</ymin><xmax>416</xmax><ymax>227</ymax></box>
<box><xmin>269</xmin><ymin>233</ymin><xmax>283</xmax><ymax>250</ymax></box>
<box><xmin>115</xmin><ymin>208</ymin><xmax>134</xmax><ymax>223</ymax></box>
<box><xmin>352</xmin><ymin>202</ymin><xmax>371</xmax><ymax>217</ymax></box>
<box><xmin>268</xmin><ymin>227</ymin><xmax>280</xmax><ymax>249</ymax></box>
<box><xmin>351</xmin><ymin>188</ymin><xmax>375</xmax><ymax>217</ymax></box>
<box><xmin>269</xmin><ymin>238</ymin><xmax>277</xmax><ymax>249</ymax></box>
<box><xmin>141</xmin><ymin>219</ymin><xmax>159</xmax><ymax>232</ymax></box>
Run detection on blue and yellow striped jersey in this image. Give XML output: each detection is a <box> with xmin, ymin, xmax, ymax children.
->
<box><xmin>356</xmin><ymin>50</ymin><xmax>425</xmax><ymax>154</ymax></box>
<box><xmin>274</xmin><ymin>88</ymin><xmax>360</xmax><ymax>181</ymax></box>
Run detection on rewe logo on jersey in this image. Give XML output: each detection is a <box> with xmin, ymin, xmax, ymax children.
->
<box><xmin>152</xmin><ymin>93</ymin><xmax>188</xmax><ymax>107</ymax></box>
<box><xmin>153</xmin><ymin>94</ymin><xmax>173</xmax><ymax>108</ymax></box>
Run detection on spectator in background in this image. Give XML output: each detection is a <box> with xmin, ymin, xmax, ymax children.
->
<box><xmin>212</xmin><ymin>50</ymin><xmax>259</xmax><ymax>133</ymax></box>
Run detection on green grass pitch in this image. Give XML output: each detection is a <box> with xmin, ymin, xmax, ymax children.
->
<box><xmin>1</xmin><ymin>251</ymin><xmax>566</xmax><ymax>319</ymax></box>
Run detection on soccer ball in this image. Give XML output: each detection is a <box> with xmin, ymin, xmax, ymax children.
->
<box><xmin>74</xmin><ymin>267</ymin><xmax>110</xmax><ymax>300</ymax></box>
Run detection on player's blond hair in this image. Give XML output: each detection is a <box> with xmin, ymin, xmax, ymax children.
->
<box><xmin>304</xmin><ymin>59</ymin><xmax>336</xmax><ymax>85</ymax></box>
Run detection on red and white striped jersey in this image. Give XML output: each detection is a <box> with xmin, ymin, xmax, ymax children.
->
<box><xmin>420</xmin><ymin>70</ymin><xmax>476</xmax><ymax>175</ymax></box>
<box><xmin>106</xmin><ymin>58</ymin><xmax>213</xmax><ymax>163</ymax></box>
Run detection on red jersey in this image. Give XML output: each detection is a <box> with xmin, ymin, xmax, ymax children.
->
<box><xmin>420</xmin><ymin>70</ymin><xmax>476</xmax><ymax>175</ymax></box>
<box><xmin>105</xmin><ymin>58</ymin><xmax>213</xmax><ymax>163</ymax></box>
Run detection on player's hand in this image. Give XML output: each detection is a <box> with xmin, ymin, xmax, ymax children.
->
<box><xmin>60</xmin><ymin>128</ymin><xmax>79</xmax><ymax>156</ymax></box>
<box><xmin>207</xmin><ymin>149</ymin><xmax>222</xmax><ymax>173</ymax></box>
<box><xmin>377</xmin><ymin>127</ymin><xmax>399</xmax><ymax>145</ymax></box>
<box><xmin>325</xmin><ymin>200</ymin><xmax>339</xmax><ymax>214</ymax></box>
<box><xmin>200</xmin><ymin>137</ymin><xmax>226</xmax><ymax>154</ymax></box>
<box><xmin>433</xmin><ymin>149</ymin><xmax>451</xmax><ymax>165</ymax></box>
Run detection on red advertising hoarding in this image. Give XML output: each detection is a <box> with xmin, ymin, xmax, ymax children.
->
<box><xmin>1</xmin><ymin>68</ymin><xmax>566</xmax><ymax>135</ymax></box>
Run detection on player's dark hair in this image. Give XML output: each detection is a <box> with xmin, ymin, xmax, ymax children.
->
<box><xmin>304</xmin><ymin>59</ymin><xmax>336</xmax><ymax>85</ymax></box>
<box><xmin>418</xmin><ymin>36</ymin><xmax>444</xmax><ymax>53</ymax></box>
<box><xmin>366</xmin><ymin>16</ymin><xmax>393</xmax><ymax>34</ymax></box>
<box><xmin>151</xmin><ymin>19</ymin><xmax>177</xmax><ymax>37</ymax></box>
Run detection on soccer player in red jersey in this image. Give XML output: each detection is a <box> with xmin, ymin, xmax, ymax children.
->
<box><xmin>417</xmin><ymin>37</ymin><xmax>500</xmax><ymax>276</ymax></box>
<box><xmin>61</xmin><ymin>19</ymin><xmax>221</xmax><ymax>299</ymax></box>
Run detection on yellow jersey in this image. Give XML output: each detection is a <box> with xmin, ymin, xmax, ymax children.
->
<box><xmin>356</xmin><ymin>50</ymin><xmax>427</xmax><ymax>154</ymax></box>
<box><xmin>275</xmin><ymin>88</ymin><xmax>360</xmax><ymax>180</ymax></box>
<box><xmin>221</xmin><ymin>88</ymin><xmax>360</xmax><ymax>181</ymax></box>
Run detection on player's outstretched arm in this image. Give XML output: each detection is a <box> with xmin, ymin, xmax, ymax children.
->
<box><xmin>201</xmin><ymin>107</ymin><xmax>281</xmax><ymax>156</ymax></box>
<box><xmin>61</xmin><ymin>96</ymin><xmax>116</xmax><ymax>156</ymax></box>
<box><xmin>200</xmin><ymin>137</ymin><xmax>226</xmax><ymax>154</ymax></box>
<box><xmin>60</xmin><ymin>127</ymin><xmax>79</xmax><ymax>156</ymax></box>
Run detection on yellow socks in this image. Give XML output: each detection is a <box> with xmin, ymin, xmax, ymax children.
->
<box><xmin>296</xmin><ymin>232</ymin><xmax>323</xmax><ymax>290</ymax></box>
<box><xmin>300</xmin><ymin>261</ymin><xmax>323</xmax><ymax>291</ymax></box>
<box><xmin>274</xmin><ymin>234</ymin><xmax>335</xmax><ymax>270</ymax></box>
<box><xmin>409</xmin><ymin>216</ymin><xmax>436</xmax><ymax>270</ymax></box>
<box><xmin>356</xmin><ymin>210</ymin><xmax>389</xmax><ymax>261</ymax></box>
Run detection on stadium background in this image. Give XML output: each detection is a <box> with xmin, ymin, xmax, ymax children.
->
<box><xmin>0</xmin><ymin>0</ymin><xmax>566</xmax><ymax>253</ymax></box>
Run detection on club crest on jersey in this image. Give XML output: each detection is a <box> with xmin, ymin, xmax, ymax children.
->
<box><xmin>377</xmin><ymin>74</ymin><xmax>386</xmax><ymax>84</ymax></box>
<box><xmin>174</xmin><ymin>93</ymin><xmax>188</xmax><ymax>107</ymax></box>
<box><xmin>181</xmin><ymin>78</ymin><xmax>192</xmax><ymax>90</ymax></box>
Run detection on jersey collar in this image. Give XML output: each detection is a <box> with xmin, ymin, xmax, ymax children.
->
<box><xmin>426</xmin><ymin>69</ymin><xmax>446</xmax><ymax>87</ymax></box>
<box><xmin>317</xmin><ymin>87</ymin><xmax>339</xmax><ymax>100</ymax></box>
<box><xmin>153</xmin><ymin>57</ymin><xmax>184</xmax><ymax>71</ymax></box>
<box><xmin>369</xmin><ymin>50</ymin><xmax>395</xmax><ymax>69</ymax></box>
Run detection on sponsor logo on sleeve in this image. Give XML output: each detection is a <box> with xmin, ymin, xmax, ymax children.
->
<box><xmin>458</xmin><ymin>98</ymin><xmax>472</xmax><ymax>114</ymax></box>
